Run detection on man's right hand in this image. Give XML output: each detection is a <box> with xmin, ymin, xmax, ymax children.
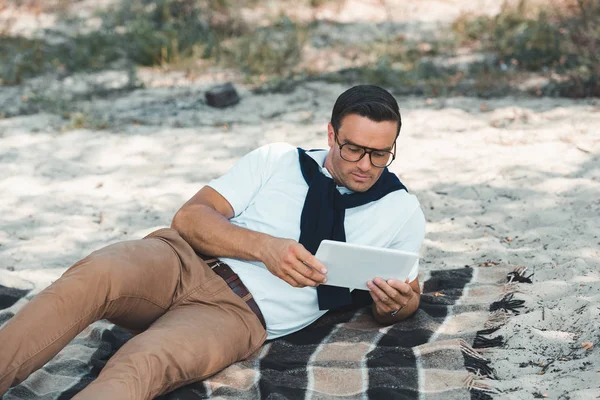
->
<box><xmin>261</xmin><ymin>237</ymin><xmax>328</xmax><ymax>288</ymax></box>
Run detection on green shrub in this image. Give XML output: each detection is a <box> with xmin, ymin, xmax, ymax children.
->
<box><xmin>452</xmin><ymin>13</ymin><xmax>491</xmax><ymax>44</ymax></box>
<box><xmin>0</xmin><ymin>36</ymin><xmax>46</xmax><ymax>85</ymax></box>
<box><xmin>452</xmin><ymin>0</ymin><xmax>600</xmax><ymax>97</ymax></box>
<box><xmin>555</xmin><ymin>0</ymin><xmax>600</xmax><ymax>96</ymax></box>
<box><xmin>95</xmin><ymin>0</ymin><xmax>212</xmax><ymax>65</ymax></box>
<box><xmin>454</xmin><ymin>1</ymin><xmax>563</xmax><ymax>71</ymax></box>
<box><xmin>0</xmin><ymin>0</ymin><xmax>242</xmax><ymax>85</ymax></box>
<box><xmin>492</xmin><ymin>2</ymin><xmax>563</xmax><ymax>70</ymax></box>
<box><xmin>221</xmin><ymin>16</ymin><xmax>306</xmax><ymax>77</ymax></box>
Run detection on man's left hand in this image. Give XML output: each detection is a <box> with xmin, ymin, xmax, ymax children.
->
<box><xmin>367</xmin><ymin>277</ymin><xmax>416</xmax><ymax>317</ymax></box>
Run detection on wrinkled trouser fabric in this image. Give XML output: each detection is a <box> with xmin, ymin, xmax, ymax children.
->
<box><xmin>0</xmin><ymin>228</ymin><xmax>267</xmax><ymax>399</ymax></box>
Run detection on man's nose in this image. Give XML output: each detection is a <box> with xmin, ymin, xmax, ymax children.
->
<box><xmin>357</xmin><ymin>153</ymin><xmax>372</xmax><ymax>171</ymax></box>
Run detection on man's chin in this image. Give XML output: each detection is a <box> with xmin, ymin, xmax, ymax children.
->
<box><xmin>345</xmin><ymin>179</ymin><xmax>374</xmax><ymax>193</ymax></box>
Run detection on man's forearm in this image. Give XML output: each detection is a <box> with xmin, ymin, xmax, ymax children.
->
<box><xmin>171</xmin><ymin>204</ymin><xmax>272</xmax><ymax>261</ymax></box>
<box><xmin>372</xmin><ymin>289</ymin><xmax>420</xmax><ymax>325</ymax></box>
<box><xmin>170</xmin><ymin>192</ymin><xmax>328</xmax><ymax>289</ymax></box>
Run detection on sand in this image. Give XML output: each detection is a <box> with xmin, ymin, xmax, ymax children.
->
<box><xmin>1</xmin><ymin>0</ymin><xmax>600</xmax><ymax>398</ymax></box>
<box><xmin>2</xmin><ymin>81</ymin><xmax>599</xmax><ymax>399</ymax></box>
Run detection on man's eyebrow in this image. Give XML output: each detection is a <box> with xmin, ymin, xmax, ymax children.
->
<box><xmin>343</xmin><ymin>138</ymin><xmax>394</xmax><ymax>151</ymax></box>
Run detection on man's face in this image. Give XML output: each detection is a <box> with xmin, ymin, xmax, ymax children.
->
<box><xmin>324</xmin><ymin>114</ymin><xmax>398</xmax><ymax>192</ymax></box>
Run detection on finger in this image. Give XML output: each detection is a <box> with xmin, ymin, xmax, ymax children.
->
<box><xmin>294</xmin><ymin>259</ymin><xmax>327</xmax><ymax>283</ymax></box>
<box><xmin>286</xmin><ymin>248</ymin><xmax>327</xmax><ymax>283</ymax></box>
<box><xmin>373</xmin><ymin>278</ymin><xmax>409</xmax><ymax>308</ymax></box>
<box><xmin>388</xmin><ymin>279</ymin><xmax>411</xmax><ymax>295</ymax></box>
<box><xmin>271</xmin><ymin>265</ymin><xmax>295</xmax><ymax>285</ymax></box>
<box><xmin>380</xmin><ymin>279</ymin><xmax>412</xmax><ymax>307</ymax></box>
<box><xmin>305</xmin><ymin>254</ymin><xmax>327</xmax><ymax>274</ymax></box>
<box><xmin>368</xmin><ymin>288</ymin><xmax>382</xmax><ymax>305</ymax></box>
<box><xmin>369</xmin><ymin>291</ymin><xmax>387</xmax><ymax>312</ymax></box>
<box><xmin>287</xmin><ymin>267</ymin><xmax>319</xmax><ymax>287</ymax></box>
<box><xmin>373</xmin><ymin>278</ymin><xmax>410</xmax><ymax>306</ymax></box>
<box><xmin>379</xmin><ymin>279</ymin><xmax>407</xmax><ymax>302</ymax></box>
<box><xmin>367</xmin><ymin>280</ymin><xmax>396</xmax><ymax>306</ymax></box>
<box><xmin>295</xmin><ymin>244</ymin><xmax>328</xmax><ymax>274</ymax></box>
<box><xmin>372</xmin><ymin>277</ymin><xmax>403</xmax><ymax>301</ymax></box>
<box><xmin>369</xmin><ymin>290</ymin><xmax>378</xmax><ymax>302</ymax></box>
<box><xmin>386</xmin><ymin>279</ymin><xmax>413</xmax><ymax>297</ymax></box>
<box><xmin>282</xmin><ymin>273</ymin><xmax>302</xmax><ymax>287</ymax></box>
<box><xmin>368</xmin><ymin>286</ymin><xmax>393</xmax><ymax>313</ymax></box>
<box><xmin>279</xmin><ymin>255</ymin><xmax>318</xmax><ymax>286</ymax></box>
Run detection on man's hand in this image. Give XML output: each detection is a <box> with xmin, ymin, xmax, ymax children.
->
<box><xmin>261</xmin><ymin>237</ymin><xmax>328</xmax><ymax>288</ymax></box>
<box><xmin>368</xmin><ymin>277</ymin><xmax>420</xmax><ymax>324</ymax></box>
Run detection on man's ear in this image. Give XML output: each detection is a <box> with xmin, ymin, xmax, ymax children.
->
<box><xmin>327</xmin><ymin>123</ymin><xmax>335</xmax><ymax>148</ymax></box>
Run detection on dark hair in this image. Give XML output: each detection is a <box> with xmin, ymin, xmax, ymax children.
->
<box><xmin>331</xmin><ymin>85</ymin><xmax>401</xmax><ymax>137</ymax></box>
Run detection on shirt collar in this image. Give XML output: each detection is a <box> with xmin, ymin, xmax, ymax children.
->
<box><xmin>306</xmin><ymin>149</ymin><xmax>354</xmax><ymax>195</ymax></box>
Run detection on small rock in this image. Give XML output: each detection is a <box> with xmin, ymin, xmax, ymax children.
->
<box><xmin>205</xmin><ymin>83</ymin><xmax>240</xmax><ymax>108</ymax></box>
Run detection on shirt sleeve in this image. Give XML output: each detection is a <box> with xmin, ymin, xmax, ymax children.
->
<box><xmin>207</xmin><ymin>143</ymin><xmax>288</xmax><ymax>217</ymax></box>
<box><xmin>389</xmin><ymin>202</ymin><xmax>426</xmax><ymax>282</ymax></box>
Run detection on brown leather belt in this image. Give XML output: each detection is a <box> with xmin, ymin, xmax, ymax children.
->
<box><xmin>199</xmin><ymin>255</ymin><xmax>267</xmax><ymax>330</ymax></box>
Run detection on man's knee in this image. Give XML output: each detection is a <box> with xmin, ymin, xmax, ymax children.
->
<box><xmin>63</xmin><ymin>237</ymin><xmax>162</xmax><ymax>278</ymax></box>
<box><xmin>58</xmin><ymin>242</ymin><xmax>141</xmax><ymax>300</ymax></box>
<box><xmin>62</xmin><ymin>250</ymin><xmax>115</xmax><ymax>280</ymax></box>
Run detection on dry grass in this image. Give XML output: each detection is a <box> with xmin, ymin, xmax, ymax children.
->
<box><xmin>1</xmin><ymin>0</ymin><xmax>599</xmax><ymax>98</ymax></box>
<box><xmin>452</xmin><ymin>0</ymin><xmax>600</xmax><ymax>97</ymax></box>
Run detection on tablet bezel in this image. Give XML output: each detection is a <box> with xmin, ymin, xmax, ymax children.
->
<box><xmin>314</xmin><ymin>240</ymin><xmax>419</xmax><ymax>290</ymax></box>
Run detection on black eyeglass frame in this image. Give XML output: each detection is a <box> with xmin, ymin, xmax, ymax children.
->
<box><xmin>334</xmin><ymin>131</ymin><xmax>397</xmax><ymax>168</ymax></box>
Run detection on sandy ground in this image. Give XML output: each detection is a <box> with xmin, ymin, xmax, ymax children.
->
<box><xmin>1</xmin><ymin>81</ymin><xmax>599</xmax><ymax>399</ymax></box>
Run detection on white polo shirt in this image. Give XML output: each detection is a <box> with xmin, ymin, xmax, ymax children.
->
<box><xmin>208</xmin><ymin>142</ymin><xmax>425</xmax><ymax>339</ymax></box>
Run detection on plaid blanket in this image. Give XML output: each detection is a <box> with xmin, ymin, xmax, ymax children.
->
<box><xmin>0</xmin><ymin>265</ymin><xmax>530</xmax><ymax>399</ymax></box>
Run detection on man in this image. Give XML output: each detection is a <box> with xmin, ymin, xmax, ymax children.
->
<box><xmin>0</xmin><ymin>85</ymin><xmax>425</xmax><ymax>399</ymax></box>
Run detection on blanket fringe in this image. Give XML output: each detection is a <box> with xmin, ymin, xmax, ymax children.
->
<box><xmin>476</xmin><ymin>327</ymin><xmax>501</xmax><ymax>336</ymax></box>
<box><xmin>470</xmin><ymin>388</ymin><xmax>495</xmax><ymax>400</ymax></box>
<box><xmin>473</xmin><ymin>326</ymin><xmax>504</xmax><ymax>349</ymax></box>
<box><xmin>460</xmin><ymin>340</ymin><xmax>497</xmax><ymax>379</ymax></box>
<box><xmin>489</xmin><ymin>293</ymin><xmax>525</xmax><ymax>314</ymax></box>
<box><xmin>503</xmin><ymin>282</ymin><xmax>519</xmax><ymax>293</ymax></box>
<box><xmin>507</xmin><ymin>266</ymin><xmax>534</xmax><ymax>284</ymax></box>
<box><xmin>464</xmin><ymin>375</ymin><xmax>499</xmax><ymax>391</ymax></box>
<box><xmin>474</xmin><ymin>291</ymin><xmax>526</xmax><ymax>350</ymax></box>
<box><xmin>462</xmin><ymin>266</ymin><xmax>533</xmax><ymax>398</ymax></box>
<box><xmin>465</xmin><ymin>374</ymin><xmax>502</xmax><ymax>399</ymax></box>
<box><xmin>465</xmin><ymin>373</ymin><xmax>501</xmax><ymax>400</ymax></box>
<box><xmin>484</xmin><ymin>310</ymin><xmax>509</xmax><ymax>329</ymax></box>
<box><xmin>473</xmin><ymin>333</ymin><xmax>504</xmax><ymax>349</ymax></box>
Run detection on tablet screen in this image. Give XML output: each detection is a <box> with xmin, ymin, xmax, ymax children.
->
<box><xmin>315</xmin><ymin>240</ymin><xmax>419</xmax><ymax>290</ymax></box>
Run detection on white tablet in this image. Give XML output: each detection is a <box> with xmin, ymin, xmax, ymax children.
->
<box><xmin>314</xmin><ymin>240</ymin><xmax>419</xmax><ymax>290</ymax></box>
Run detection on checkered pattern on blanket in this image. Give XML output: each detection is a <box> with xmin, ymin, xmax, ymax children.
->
<box><xmin>1</xmin><ymin>265</ymin><xmax>527</xmax><ymax>399</ymax></box>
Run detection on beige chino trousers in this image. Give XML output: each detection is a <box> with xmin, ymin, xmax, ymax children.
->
<box><xmin>0</xmin><ymin>228</ymin><xmax>267</xmax><ymax>399</ymax></box>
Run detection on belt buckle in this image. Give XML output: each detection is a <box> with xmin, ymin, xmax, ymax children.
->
<box><xmin>211</xmin><ymin>260</ymin><xmax>238</xmax><ymax>284</ymax></box>
<box><xmin>210</xmin><ymin>260</ymin><xmax>225</xmax><ymax>270</ymax></box>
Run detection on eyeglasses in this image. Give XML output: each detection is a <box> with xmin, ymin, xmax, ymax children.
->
<box><xmin>334</xmin><ymin>132</ymin><xmax>396</xmax><ymax>168</ymax></box>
